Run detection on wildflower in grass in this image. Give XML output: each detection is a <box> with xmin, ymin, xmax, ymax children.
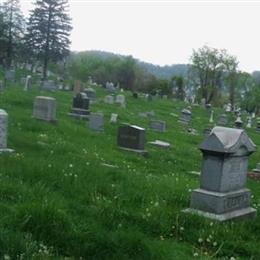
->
<box><xmin>160</xmin><ymin>235</ymin><xmax>164</xmax><ymax>241</ymax></box>
<box><xmin>230</xmin><ymin>257</ymin><xmax>236</xmax><ymax>260</ymax></box>
<box><xmin>180</xmin><ymin>226</ymin><xmax>184</xmax><ymax>231</ymax></box>
<box><xmin>206</xmin><ymin>237</ymin><xmax>211</xmax><ymax>242</ymax></box>
<box><xmin>198</xmin><ymin>238</ymin><xmax>203</xmax><ymax>243</ymax></box>
<box><xmin>210</xmin><ymin>222</ymin><xmax>214</xmax><ymax>226</ymax></box>
<box><xmin>48</xmin><ymin>164</ymin><xmax>52</xmax><ymax>168</ymax></box>
<box><xmin>154</xmin><ymin>202</ymin><xmax>159</xmax><ymax>207</ymax></box>
<box><xmin>147</xmin><ymin>212</ymin><xmax>151</xmax><ymax>217</ymax></box>
<box><xmin>213</xmin><ymin>242</ymin><xmax>217</xmax><ymax>247</ymax></box>
<box><xmin>3</xmin><ymin>255</ymin><xmax>10</xmax><ymax>260</ymax></box>
<box><xmin>193</xmin><ymin>252</ymin><xmax>199</xmax><ymax>257</ymax></box>
<box><xmin>69</xmin><ymin>164</ymin><xmax>73</xmax><ymax>168</ymax></box>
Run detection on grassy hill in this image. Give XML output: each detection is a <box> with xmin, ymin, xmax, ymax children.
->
<box><xmin>0</xmin><ymin>84</ymin><xmax>260</xmax><ymax>259</ymax></box>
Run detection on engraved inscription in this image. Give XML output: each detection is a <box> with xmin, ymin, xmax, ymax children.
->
<box><xmin>224</xmin><ymin>194</ymin><xmax>249</xmax><ymax>210</ymax></box>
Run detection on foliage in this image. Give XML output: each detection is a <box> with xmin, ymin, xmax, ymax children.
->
<box><xmin>25</xmin><ymin>0</ymin><xmax>72</xmax><ymax>79</ymax></box>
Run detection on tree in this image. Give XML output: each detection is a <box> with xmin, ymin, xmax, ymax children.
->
<box><xmin>190</xmin><ymin>45</ymin><xmax>238</xmax><ymax>105</ymax></box>
<box><xmin>0</xmin><ymin>0</ymin><xmax>25</xmax><ymax>68</ymax></box>
<box><xmin>171</xmin><ymin>76</ymin><xmax>185</xmax><ymax>100</ymax></box>
<box><xmin>26</xmin><ymin>0</ymin><xmax>72</xmax><ymax>79</ymax></box>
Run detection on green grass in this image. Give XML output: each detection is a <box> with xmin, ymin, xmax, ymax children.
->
<box><xmin>0</xmin><ymin>85</ymin><xmax>260</xmax><ymax>259</ymax></box>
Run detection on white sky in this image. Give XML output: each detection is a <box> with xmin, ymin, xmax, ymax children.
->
<box><xmin>19</xmin><ymin>0</ymin><xmax>260</xmax><ymax>72</ymax></box>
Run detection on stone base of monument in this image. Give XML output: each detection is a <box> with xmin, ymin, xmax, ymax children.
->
<box><xmin>0</xmin><ymin>148</ymin><xmax>14</xmax><ymax>153</ymax></box>
<box><xmin>118</xmin><ymin>146</ymin><xmax>148</xmax><ymax>156</ymax></box>
<box><xmin>183</xmin><ymin>188</ymin><xmax>256</xmax><ymax>221</ymax></box>
<box><xmin>68</xmin><ymin>108</ymin><xmax>90</xmax><ymax>120</ymax></box>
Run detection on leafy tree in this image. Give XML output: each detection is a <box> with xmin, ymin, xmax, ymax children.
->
<box><xmin>190</xmin><ymin>45</ymin><xmax>238</xmax><ymax>105</ymax></box>
<box><xmin>0</xmin><ymin>0</ymin><xmax>25</xmax><ymax>68</ymax></box>
<box><xmin>26</xmin><ymin>0</ymin><xmax>72</xmax><ymax>79</ymax></box>
<box><xmin>171</xmin><ymin>76</ymin><xmax>185</xmax><ymax>100</ymax></box>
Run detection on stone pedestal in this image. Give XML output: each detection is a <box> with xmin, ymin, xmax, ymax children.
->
<box><xmin>184</xmin><ymin>127</ymin><xmax>257</xmax><ymax>221</ymax></box>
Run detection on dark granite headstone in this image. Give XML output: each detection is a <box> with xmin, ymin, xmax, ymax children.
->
<box><xmin>117</xmin><ymin>124</ymin><xmax>146</xmax><ymax>153</ymax></box>
<box><xmin>69</xmin><ymin>92</ymin><xmax>90</xmax><ymax>119</ymax></box>
<box><xmin>184</xmin><ymin>126</ymin><xmax>257</xmax><ymax>221</ymax></box>
<box><xmin>149</xmin><ymin>120</ymin><xmax>166</xmax><ymax>132</ymax></box>
<box><xmin>179</xmin><ymin>109</ymin><xmax>191</xmax><ymax>125</ymax></box>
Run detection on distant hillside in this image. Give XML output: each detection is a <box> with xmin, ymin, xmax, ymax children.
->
<box><xmin>138</xmin><ymin>62</ymin><xmax>189</xmax><ymax>80</ymax></box>
<box><xmin>71</xmin><ymin>50</ymin><xmax>189</xmax><ymax>79</ymax></box>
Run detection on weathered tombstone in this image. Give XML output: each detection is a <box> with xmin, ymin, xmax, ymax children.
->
<box><xmin>33</xmin><ymin>96</ymin><xmax>57</xmax><ymax>122</ymax></box>
<box><xmin>5</xmin><ymin>70</ymin><xmax>15</xmax><ymax>82</ymax></box>
<box><xmin>68</xmin><ymin>92</ymin><xmax>90</xmax><ymax>119</ymax></box>
<box><xmin>0</xmin><ymin>109</ymin><xmax>14</xmax><ymax>153</ymax></box>
<box><xmin>110</xmin><ymin>113</ymin><xmax>118</xmax><ymax>123</ymax></box>
<box><xmin>106</xmin><ymin>82</ymin><xmax>115</xmax><ymax>93</ymax></box>
<box><xmin>209</xmin><ymin>110</ymin><xmax>214</xmax><ymax>123</ymax></box>
<box><xmin>24</xmin><ymin>75</ymin><xmax>32</xmax><ymax>91</ymax></box>
<box><xmin>104</xmin><ymin>95</ymin><xmax>114</xmax><ymax>104</ymax></box>
<box><xmin>149</xmin><ymin>140</ymin><xmax>170</xmax><ymax>149</ymax></box>
<box><xmin>217</xmin><ymin>113</ymin><xmax>228</xmax><ymax>126</ymax></box>
<box><xmin>133</xmin><ymin>92</ymin><xmax>138</xmax><ymax>98</ymax></box>
<box><xmin>89</xmin><ymin>113</ymin><xmax>104</xmax><ymax>131</ymax></box>
<box><xmin>224</xmin><ymin>103</ymin><xmax>232</xmax><ymax>112</ymax></box>
<box><xmin>256</xmin><ymin>118</ymin><xmax>260</xmax><ymax>132</ymax></box>
<box><xmin>40</xmin><ymin>80</ymin><xmax>57</xmax><ymax>91</ymax></box>
<box><xmin>252</xmin><ymin>163</ymin><xmax>260</xmax><ymax>174</ymax></box>
<box><xmin>179</xmin><ymin>109</ymin><xmax>191</xmax><ymax>125</ymax></box>
<box><xmin>246</xmin><ymin>117</ymin><xmax>252</xmax><ymax>128</ymax></box>
<box><xmin>115</xmin><ymin>94</ymin><xmax>126</xmax><ymax>107</ymax></box>
<box><xmin>201</xmin><ymin>98</ymin><xmax>206</xmax><ymax>107</ymax></box>
<box><xmin>117</xmin><ymin>124</ymin><xmax>146</xmax><ymax>154</ymax></box>
<box><xmin>84</xmin><ymin>87</ymin><xmax>96</xmax><ymax>100</ymax></box>
<box><xmin>149</xmin><ymin>120</ymin><xmax>166</xmax><ymax>132</ymax></box>
<box><xmin>235</xmin><ymin>116</ymin><xmax>243</xmax><ymax>129</ymax></box>
<box><xmin>252</xmin><ymin>112</ymin><xmax>256</xmax><ymax>119</ymax></box>
<box><xmin>184</xmin><ymin>126</ymin><xmax>257</xmax><ymax>221</ymax></box>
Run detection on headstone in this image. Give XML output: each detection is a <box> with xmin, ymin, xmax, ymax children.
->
<box><xmin>149</xmin><ymin>120</ymin><xmax>166</xmax><ymax>132</ymax></box>
<box><xmin>149</xmin><ymin>140</ymin><xmax>170</xmax><ymax>149</ymax></box>
<box><xmin>184</xmin><ymin>126</ymin><xmax>257</xmax><ymax>221</ymax></box>
<box><xmin>0</xmin><ymin>80</ymin><xmax>4</xmax><ymax>91</ymax></box>
<box><xmin>89</xmin><ymin>113</ymin><xmax>104</xmax><ymax>131</ymax></box>
<box><xmin>224</xmin><ymin>103</ymin><xmax>232</xmax><ymax>112</ymax></box>
<box><xmin>235</xmin><ymin>116</ymin><xmax>243</xmax><ymax>129</ymax></box>
<box><xmin>68</xmin><ymin>92</ymin><xmax>90</xmax><ymax>119</ymax></box>
<box><xmin>84</xmin><ymin>87</ymin><xmax>96</xmax><ymax>100</ymax></box>
<box><xmin>110</xmin><ymin>113</ymin><xmax>118</xmax><ymax>123</ymax></box>
<box><xmin>5</xmin><ymin>70</ymin><xmax>15</xmax><ymax>81</ymax></box>
<box><xmin>24</xmin><ymin>75</ymin><xmax>32</xmax><ymax>91</ymax></box>
<box><xmin>256</xmin><ymin>117</ymin><xmax>260</xmax><ymax>132</ymax></box>
<box><xmin>104</xmin><ymin>95</ymin><xmax>114</xmax><ymax>104</ymax></box>
<box><xmin>105</xmin><ymin>82</ymin><xmax>115</xmax><ymax>93</ymax></box>
<box><xmin>33</xmin><ymin>96</ymin><xmax>57</xmax><ymax>122</ymax></box>
<box><xmin>252</xmin><ymin>163</ymin><xmax>260</xmax><ymax>174</ymax></box>
<box><xmin>208</xmin><ymin>110</ymin><xmax>213</xmax><ymax>123</ymax></box>
<box><xmin>0</xmin><ymin>109</ymin><xmax>14</xmax><ymax>153</ymax></box>
<box><xmin>252</xmin><ymin>112</ymin><xmax>256</xmax><ymax>119</ymax></box>
<box><xmin>40</xmin><ymin>80</ymin><xmax>57</xmax><ymax>91</ymax></box>
<box><xmin>205</xmin><ymin>103</ymin><xmax>211</xmax><ymax>111</ymax></box>
<box><xmin>133</xmin><ymin>92</ymin><xmax>138</xmax><ymax>98</ymax></box>
<box><xmin>201</xmin><ymin>98</ymin><xmax>206</xmax><ymax>107</ymax></box>
<box><xmin>117</xmin><ymin>124</ymin><xmax>146</xmax><ymax>154</ymax></box>
<box><xmin>246</xmin><ymin>117</ymin><xmax>252</xmax><ymax>128</ymax></box>
<box><xmin>217</xmin><ymin>113</ymin><xmax>228</xmax><ymax>126</ymax></box>
<box><xmin>115</xmin><ymin>94</ymin><xmax>126</xmax><ymax>107</ymax></box>
<box><xmin>179</xmin><ymin>109</ymin><xmax>191</xmax><ymax>125</ymax></box>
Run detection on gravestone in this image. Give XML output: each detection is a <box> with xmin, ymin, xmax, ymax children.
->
<box><xmin>252</xmin><ymin>163</ymin><xmax>260</xmax><ymax>174</ymax></box>
<box><xmin>115</xmin><ymin>94</ymin><xmax>126</xmax><ymax>107</ymax></box>
<box><xmin>0</xmin><ymin>80</ymin><xmax>4</xmax><ymax>91</ymax></box>
<box><xmin>5</xmin><ymin>70</ymin><xmax>15</xmax><ymax>82</ymax></box>
<box><xmin>149</xmin><ymin>120</ymin><xmax>166</xmax><ymax>132</ymax></box>
<box><xmin>201</xmin><ymin>98</ymin><xmax>206</xmax><ymax>107</ymax></box>
<box><xmin>68</xmin><ymin>92</ymin><xmax>90</xmax><ymax>119</ymax></box>
<box><xmin>33</xmin><ymin>96</ymin><xmax>57</xmax><ymax>122</ymax></box>
<box><xmin>104</xmin><ymin>95</ymin><xmax>114</xmax><ymax>104</ymax></box>
<box><xmin>149</xmin><ymin>140</ymin><xmax>170</xmax><ymax>149</ymax></box>
<box><xmin>110</xmin><ymin>113</ymin><xmax>118</xmax><ymax>123</ymax></box>
<box><xmin>256</xmin><ymin>118</ymin><xmax>260</xmax><ymax>132</ymax></box>
<box><xmin>179</xmin><ymin>109</ymin><xmax>191</xmax><ymax>125</ymax></box>
<box><xmin>184</xmin><ymin>126</ymin><xmax>256</xmax><ymax>221</ymax></box>
<box><xmin>84</xmin><ymin>87</ymin><xmax>96</xmax><ymax>100</ymax></box>
<box><xmin>117</xmin><ymin>124</ymin><xmax>146</xmax><ymax>154</ymax></box>
<box><xmin>209</xmin><ymin>110</ymin><xmax>214</xmax><ymax>123</ymax></box>
<box><xmin>235</xmin><ymin>116</ymin><xmax>243</xmax><ymax>129</ymax></box>
<box><xmin>246</xmin><ymin>117</ymin><xmax>252</xmax><ymax>128</ymax></box>
<box><xmin>24</xmin><ymin>75</ymin><xmax>32</xmax><ymax>91</ymax></box>
<box><xmin>217</xmin><ymin>113</ymin><xmax>228</xmax><ymax>126</ymax></box>
<box><xmin>106</xmin><ymin>82</ymin><xmax>115</xmax><ymax>93</ymax></box>
<box><xmin>0</xmin><ymin>109</ymin><xmax>14</xmax><ymax>153</ymax></box>
<box><xmin>89</xmin><ymin>113</ymin><xmax>104</xmax><ymax>131</ymax></box>
<box><xmin>133</xmin><ymin>92</ymin><xmax>138</xmax><ymax>98</ymax></box>
<box><xmin>40</xmin><ymin>80</ymin><xmax>57</xmax><ymax>91</ymax></box>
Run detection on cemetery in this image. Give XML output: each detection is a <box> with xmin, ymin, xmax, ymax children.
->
<box><xmin>1</xmin><ymin>81</ymin><xmax>260</xmax><ymax>259</ymax></box>
<box><xmin>1</xmin><ymin>0</ymin><xmax>260</xmax><ymax>259</ymax></box>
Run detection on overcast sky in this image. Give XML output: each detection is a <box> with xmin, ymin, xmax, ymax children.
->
<box><xmin>20</xmin><ymin>0</ymin><xmax>260</xmax><ymax>72</ymax></box>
